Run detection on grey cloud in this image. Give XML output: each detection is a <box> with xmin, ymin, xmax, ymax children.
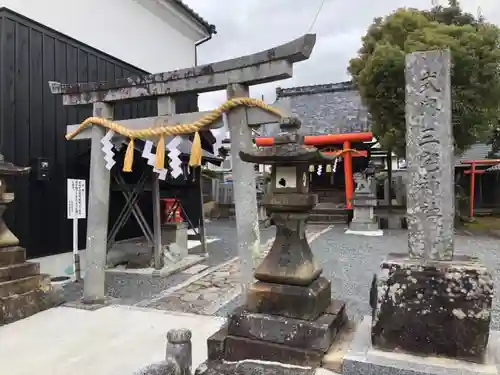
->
<box><xmin>183</xmin><ymin>0</ymin><xmax>499</xmax><ymax>110</ymax></box>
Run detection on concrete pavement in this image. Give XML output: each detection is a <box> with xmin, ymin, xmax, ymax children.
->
<box><xmin>0</xmin><ymin>305</ymin><xmax>225</xmax><ymax>375</ymax></box>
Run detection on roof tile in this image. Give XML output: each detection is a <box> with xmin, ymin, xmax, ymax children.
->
<box><xmin>262</xmin><ymin>81</ymin><xmax>370</xmax><ymax>137</ymax></box>
<box><xmin>171</xmin><ymin>0</ymin><xmax>215</xmax><ymax>34</ymax></box>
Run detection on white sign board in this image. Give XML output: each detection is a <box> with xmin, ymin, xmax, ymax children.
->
<box><xmin>67</xmin><ymin>179</ymin><xmax>86</xmax><ymax>219</ymax></box>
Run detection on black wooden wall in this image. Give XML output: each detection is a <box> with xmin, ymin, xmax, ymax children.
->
<box><xmin>0</xmin><ymin>8</ymin><xmax>198</xmax><ymax>258</ymax></box>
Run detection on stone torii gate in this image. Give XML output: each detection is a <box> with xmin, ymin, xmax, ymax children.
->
<box><xmin>49</xmin><ymin>34</ymin><xmax>316</xmax><ymax>303</ymax></box>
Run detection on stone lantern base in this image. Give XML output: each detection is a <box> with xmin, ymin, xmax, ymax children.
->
<box><xmin>204</xmin><ymin>285</ymin><xmax>347</xmax><ymax>367</ymax></box>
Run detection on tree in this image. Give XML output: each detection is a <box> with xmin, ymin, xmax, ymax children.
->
<box><xmin>348</xmin><ymin>1</ymin><xmax>500</xmax><ymax>156</ymax></box>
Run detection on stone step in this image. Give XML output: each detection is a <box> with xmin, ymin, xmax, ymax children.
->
<box><xmin>207</xmin><ymin>325</ymin><xmax>323</xmax><ymax>367</ymax></box>
<box><xmin>0</xmin><ymin>274</ymin><xmax>63</xmax><ymax>326</ymax></box>
<box><xmin>0</xmin><ymin>275</ymin><xmax>42</xmax><ymax>298</ymax></box>
<box><xmin>308</xmin><ymin>214</ymin><xmax>347</xmax><ymax>224</ymax></box>
<box><xmin>0</xmin><ymin>262</ymin><xmax>40</xmax><ymax>282</ymax></box>
<box><xmin>312</xmin><ymin>207</ymin><xmax>347</xmax><ymax>214</ymax></box>
<box><xmin>318</xmin><ymin>197</ymin><xmax>345</xmax><ymax>204</ymax></box>
<box><xmin>0</xmin><ymin>246</ymin><xmax>26</xmax><ymax>266</ymax></box>
<box><xmin>0</xmin><ymin>289</ymin><xmax>49</xmax><ymax>326</ymax></box>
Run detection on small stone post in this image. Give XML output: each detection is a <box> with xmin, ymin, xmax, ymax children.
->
<box><xmin>84</xmin><ymin>102</ymin><xmax>113</xmax><ymax>303</ymax></box>
<box><xmin>166</xmin><ymin>329</ymin><xmax>192</xmax><ymax>375</ymax></box>
<box><xmin>133</xmin><ymin>329</ymin><xmax>192</xmax><ymax>375</ymax></box>
<box><xmin>226</xmin><ymin>83</ymin><xmax>261</xmax><ymax>293</ymax></box>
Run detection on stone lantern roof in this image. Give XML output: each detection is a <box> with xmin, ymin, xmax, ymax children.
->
<box><xmin>0</xmin><ymin>154</ymin><xmax>30</xmax><ymax>176</ymax></box>
<box><xmin>240</xmin><ymin>117</ymin><xmax>335</xmax><ymax>165</ymax></box>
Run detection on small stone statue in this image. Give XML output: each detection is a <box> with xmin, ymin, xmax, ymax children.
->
<box><xmin>134</xmin><ymin>328</ymin><xmax>192</xmax><ymax>375</ymax></box>
<box><xmin>353</xmin><ymin>172</ymin><xmax>371</xmax><ymax>194</ymax></box>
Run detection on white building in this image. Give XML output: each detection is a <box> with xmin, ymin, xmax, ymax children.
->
<box><xmin>0</xmin><ymin>0</ymin><xmax>215</xmax><ymax>72</ymax></box>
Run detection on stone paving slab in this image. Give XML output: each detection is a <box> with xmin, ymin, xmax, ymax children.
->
<box><xmin>138</xmin><ymin>225</ymin><xmax>332</xmax><ymax>315</ymax></box>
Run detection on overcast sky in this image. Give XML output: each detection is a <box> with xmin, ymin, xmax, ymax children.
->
<box><xmin>182</xmin><ymin>0</ymin><xmax>500</xmax><ymax>111</ymax></box>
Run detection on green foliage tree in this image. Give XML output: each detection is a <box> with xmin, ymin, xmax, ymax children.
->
<box><xmin>348</xmin><ymin>1</ymin><xmax>500</xmax><ymax>156</ymax></box>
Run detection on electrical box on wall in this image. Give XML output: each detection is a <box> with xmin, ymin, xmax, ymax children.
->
<box><xmin>34</xmin><ymin>157</ymin><xmax>50</xmax><ymax>181</ymax></box>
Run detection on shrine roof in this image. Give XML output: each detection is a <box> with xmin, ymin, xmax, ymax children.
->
<box><xmin>261</xmin><ymin>81</ymin><xmax>370</xmax><ymax>137</ymax></box>
<box><xmin>455</xmin><ymin>143</ymin><xmax>498</xmax><ymax>167</ymax></box>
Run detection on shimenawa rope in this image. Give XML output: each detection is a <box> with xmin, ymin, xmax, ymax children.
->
<box><xmin>65</xmin><ymin>97</ymin><xmax>363</xmax><ymax>172</ymax></box>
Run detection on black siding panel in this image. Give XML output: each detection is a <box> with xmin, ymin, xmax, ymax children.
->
<box><xmin>0</xmin><ymin>8</ymin><xmax>200</xmax><ymax>258</ymax></box>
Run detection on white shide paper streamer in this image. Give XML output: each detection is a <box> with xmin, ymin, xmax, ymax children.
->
<box><xmin>100</xmin><ymin>130</ymin><xmax>116</xmax><ymax>170</ymax></box>
<box><xmin>167</xmin><ymin>137</ymin><xmax>183</xmax><ymax>178</ymax></box>
<box><xmin>142</xmin><ymin>140</ymin><xmax>168</xmax><ymax>180</ymax></box>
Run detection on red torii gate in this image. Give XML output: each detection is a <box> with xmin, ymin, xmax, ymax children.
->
<box><xmin>461</xmin><ymin>159</ymin><xmax>500</xmax><ymax>217</ymax></box>
<box><xmin>255</xmin><ymin>132</ymin><xmax>373</xmax><ymax>209</ymax></box>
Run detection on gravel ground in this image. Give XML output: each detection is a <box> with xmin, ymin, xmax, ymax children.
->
<box><xmin>218</xmin><ymin>226</ymin><xmax>500</xmax><ymax>331</ymax></box>
<box><xmin>61</xmin><ymin>221</ymin><xmax>500</xmax><ymax>332</ymax></box>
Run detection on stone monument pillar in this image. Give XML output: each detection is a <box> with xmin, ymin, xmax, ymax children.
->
<box><xmin>343</xmin><ymin>48</ymin><xmax>495</xmax><ymax>375</ymax></box>
<box><xmin>346</xmin><ymin>166</ymin><xmax>382</xmax><ymax>236</ymax></box>
<box><xmin>197</xmin><ymin>118</ymin><xmax>348</xmax><ymax>372</ymax></box>
<box><xmin>371</xmin><ymin>49</ymin><xmax>493</xmax><ymax>359</ymax></box>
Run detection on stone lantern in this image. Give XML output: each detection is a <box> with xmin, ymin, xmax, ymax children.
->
<box><xmin>203</xmin><ymin>117</ymin><xmax>348</xmax><ymax>368</ymax></box>
<box><xmin>0</xmin><ymin>154</ymin><xmax>61</xmax><ymax>325</ymax></box>
<box><xmin>0</xmin><ymin>154</ymin><xmax>31</xmax><ymax>247</ymax></box>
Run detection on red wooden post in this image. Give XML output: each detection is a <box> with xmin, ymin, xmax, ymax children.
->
<box><xmin>469</xmin><ymin>162</ymin><xmax>476</xmax><ymax>218</ymax></box>
<box><xmin>343</xmin><ymin>141</ymin><xmax>354</xmax><ymax>209</ymax></box>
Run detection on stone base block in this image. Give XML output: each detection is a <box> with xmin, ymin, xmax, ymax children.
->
<box><xmin>371</xmin><ymin>254</ymin><xmax>494</xmax><ymax>361</ymax></box>
<box><xmin>345</xmin><ymin>229</ymin><xmax>383</xmax><ymax>237</ymax></box>
<box><xmin>344</xmin><ymin>317</ymin><xmax>499</xmax><ymax>375</ymax></box>
<box><xmin>0</xmin><ymin>276</ymin><xmax>64</xmax><ymax>326</ymax></box>
<box><xmin>348</xmin><ymin>220</ymin><xmax>379</xmax><ymax>232</ymax></box>
<box><xmin>0</xmin><ymin>246</ymin><xmax>26</xmax><ymax>267</ymax></box>
<box><xmin>207</xmin><ymin>324</ymin><xmax>323</xmax><ymax>367</ymax></box>
<box><xmin>228</xmin><ymin>300</ymin><xmax>347</xmax><ymax>352</ymax></box>
<box><xmin>206</xmin><ymin>300</ymin><xmax>348</xmax><ymax>367</ymax></box>
<box><xmin>0</xmin><ymin>261</ymin><xmax>39</xmax><ymax>281</ymax></box>
<box><xmin>224</xmin><ymin>334</ymin><xmax>324</xmax><ymax>366</ymax></box>
<box><xmin>246</xmin><ymin>277</ymin><xmax>331</xmax><ymax>321</ymax></box>
<box><xmin>195</xmin><ymin>360</ymin><xmax>318</xmax><ymax>375</ymax></box>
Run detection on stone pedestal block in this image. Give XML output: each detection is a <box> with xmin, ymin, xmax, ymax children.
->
<box><xmin>228</xmin><ymin>300</ymin><xmax>346</xmax><ymax>351</ymax></box>
<box><xmin>371</xmin><ymin>253</ymin><xmax>493</xmax><ymax>361</ymax></box>
<box><xmin>196</xmin><ymin>359</ymin><xmax>317</xmax><ymax>375</ymax></box>
<box><xmin>344</xmin><ymin>316</ymin><xmax>499</xmax><ymax>375</ymax></box>
<box><xmin>246</xmin><ymin>277</ymin><xmax>331</xmax><ymax>321</ymax></box>
<box><xmin>206</xmin><ymin>300</ymin><xmax>347</xmax><ymax>367</ymax></box>
<box><xmin>347</xmin><ymin>192</ymin><xmax>381</xmax><ymax>234</ymax></box>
